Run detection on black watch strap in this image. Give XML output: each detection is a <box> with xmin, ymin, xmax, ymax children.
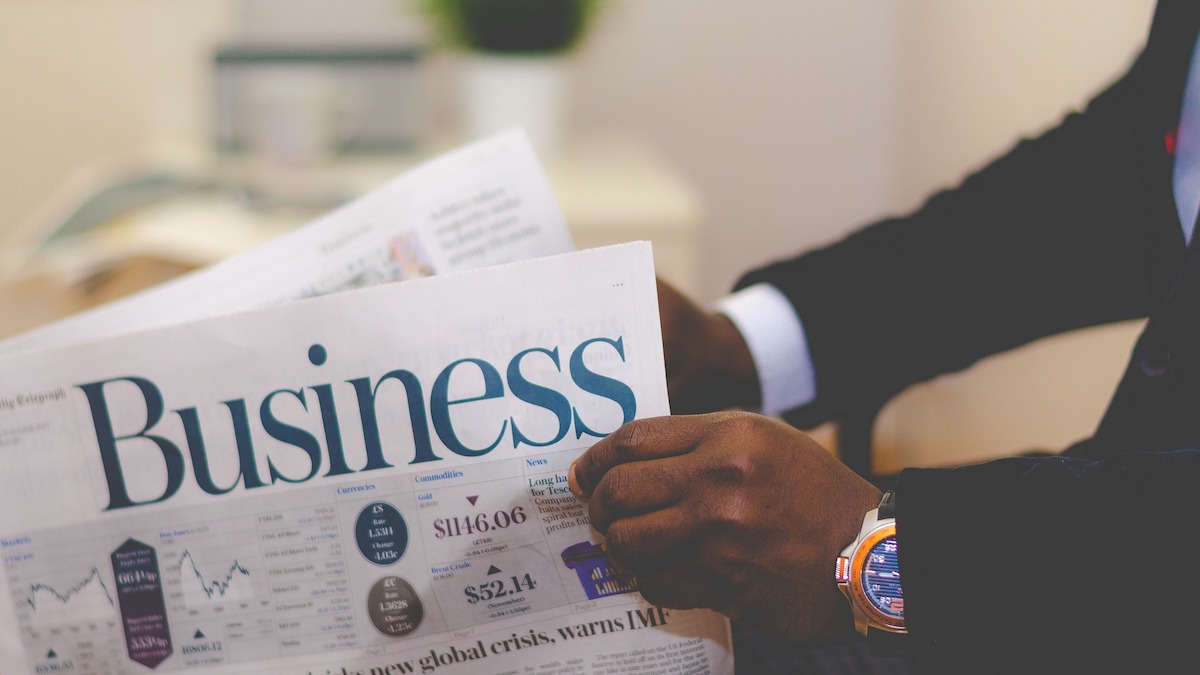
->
<box><xmin>867</xmin><ymin>626</ymin><xmax>909</xmax><ymax>656</ymax></box>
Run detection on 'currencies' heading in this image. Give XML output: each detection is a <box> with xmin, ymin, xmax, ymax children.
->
<box><xmin>76</xmin><ymin>337</ymin><xmax>637</xmax><ymax>511</ymax></box>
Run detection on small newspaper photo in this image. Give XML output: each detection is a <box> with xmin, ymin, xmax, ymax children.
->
<box><xmin>0</xmin><ymin>133</ymin><xmax>734</xmax><ymax>675</ymax></box>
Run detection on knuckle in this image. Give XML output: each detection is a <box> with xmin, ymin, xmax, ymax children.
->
<box><xmin>702</xmin><ymin>451</ymin><xmax>752</xmax><ymax>487</ymax></box>
<box><xmin>604</xmin><ymin>464</ymin><xmax>631</xmax><ymax>498</ymax></box>
<box><xmin>715</xmin><ymin>410</ymin><xmax>764</xmax><ymax>440</ymax></box>
<box><xmin>608</xmin><ymin>422</ymin><xmax>647</xmax><ymax>461</ymax></box>
<box><xmin>695</xmin><ymin>489</ymin><xmax>754</xmax><ymax>533</ymax></box>
<box><xmin>721</xmin><ymin>495</ymin><xmax>756</xmax><ymax>531</ymax></box>
<box><xmin>586</xmin><ymin>500</ymin><xmax>611</xmax><ymax>535</ymax></box>
<box><xmin>591</xmin><ymin>464</ymin><xmax>632</xmax><ymax>516</ymax></box>
<box><xmin>603</xmin><ymin>520</ymin><xmax>639</xmax><ymax>557</ymax></box>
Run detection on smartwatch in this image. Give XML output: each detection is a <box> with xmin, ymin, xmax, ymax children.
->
<box><xmin>835</xmin><ymin>490</ymin><xmax>907</xmax><ymax>655</ymax></box>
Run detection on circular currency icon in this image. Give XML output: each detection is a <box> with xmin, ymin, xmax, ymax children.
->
<box><xmin>367</xmin><ymin>575</ymin><xmax>423</xmax><ymax>637</ymax></box>
<box><xmin>355</xmin><ymin>502</ymin><xmax>409</xmax><ymax>566</ymax></box>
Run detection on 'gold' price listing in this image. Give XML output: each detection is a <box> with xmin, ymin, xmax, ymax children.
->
<box><xmin>414</xmin><ymin>476</ymin><xmax>569</xmax><ymax>630</ymax></box>
<box><xmin>417</xmin><ymin>481</ymin><xmax>543</xmax><ymax>564</ymax></box>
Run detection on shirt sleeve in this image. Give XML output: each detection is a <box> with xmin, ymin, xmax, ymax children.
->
<box><xmin>715</xmin><ymin>283</ymin><xmax>817</xmax><ymax>415</ymax></box>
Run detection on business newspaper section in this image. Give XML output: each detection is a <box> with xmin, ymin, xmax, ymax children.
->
<box><xmin>0</xmin><ymin>131</ymin><xmax>734</xmax><ymax>674</ymax></box>
<box><xmin>79</xmin><ymin>337</ymin><xmax>637</xmax><ymax>512</ymax></box>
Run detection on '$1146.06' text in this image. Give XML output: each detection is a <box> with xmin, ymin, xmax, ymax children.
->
<box><xmin>433</xmin><ymin>506</ymin><xmax>527</xmax><ymax>539</ymax></box>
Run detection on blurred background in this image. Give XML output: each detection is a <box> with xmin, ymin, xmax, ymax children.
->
<box><xmin>0</xmin><ymin>0</ymin><xmax>1160</xmax><ymax>470</ymax></box>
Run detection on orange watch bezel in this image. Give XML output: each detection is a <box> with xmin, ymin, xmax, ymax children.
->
<box><xmin>847</xmin><ymin>521</ymin><xmax>905</xmax><ymax>633</ymax></box>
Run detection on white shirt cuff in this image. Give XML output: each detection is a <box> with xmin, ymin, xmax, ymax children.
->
<box><xmin>716</xmin><ymin>283</ymin><xmax>817</xmax><ymax>415</ymax></box>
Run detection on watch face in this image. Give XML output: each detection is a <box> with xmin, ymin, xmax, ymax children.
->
<box><xmin>861</xmin><ymin>534</ymin><xmax>903</xmax><ymax>621</ymax></box>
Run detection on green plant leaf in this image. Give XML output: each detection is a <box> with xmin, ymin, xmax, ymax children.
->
<box><xmin>422</xmin><ymin>0</ymin><xmax>602</xmax><ymax>54</ymax></box>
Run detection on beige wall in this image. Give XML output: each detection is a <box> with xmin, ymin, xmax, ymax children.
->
<box><xmin>575</xmin><ymin>0</ymin><xmax>906</xmax><ymax>301</ymax></box>
<box><xmin>897</xmin><ymin>1</ymin><xmax>1156</xmax><ymax>209</ymax></box>
<box><xmin>0</xmin><ymin>0</ymin><xmax>236</xmax><ymax>239</ymax></box>
<box><xmin>575</xmin><ymin>0</ymin><xmax>1157</xmax><ymax>300</ymax></box>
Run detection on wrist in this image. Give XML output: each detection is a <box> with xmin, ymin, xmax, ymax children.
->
<box><xmin>707</xmin><ymin>314</ymin><xmax>762</xmax><ymax>410</ymax></box>
<box><xmin>715</xmin><ymin>283</ymin><xmax>816</xmax><ymax>414</ymax></box>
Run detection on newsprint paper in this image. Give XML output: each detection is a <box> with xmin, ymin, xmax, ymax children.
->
<box><xmin>0</xmin><ymin>134</ymin><xmax>734</xmax><ymax>675</ymax></box>
<box><xmin>0</xmin><ymin>130</ymin><xmax>574</xmax><ymax>356</ymax></box>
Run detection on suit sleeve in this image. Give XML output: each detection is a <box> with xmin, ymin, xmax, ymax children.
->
<box><xmin>738</xmin><ymin>49</ymin><xmax>1181</xmax><ymax>428</ymax></box>
<box><xmin>895</xmin><ymin>449</ymin><xmax>1200</xmax><ymax>673</ymax></box>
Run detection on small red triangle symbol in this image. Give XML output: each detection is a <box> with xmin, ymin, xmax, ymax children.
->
<box><xmin>467</xmin><ymin>496</ymin><xmax>479</xmax><ymax>506</ymax></box>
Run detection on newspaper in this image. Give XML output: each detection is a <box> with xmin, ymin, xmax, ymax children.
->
<box><xmin>0</xmin><ymin>130</ymin><xmax>573</xmax><ymax>355</ymax></box>
<box><xmin>0</xmin><ymin>243</ymin><xmax>733</xmax><ymax>675</ymax></box>
<box><xmin>0</xmin><ymin>130</ymin><xmax>734</xmax><ymax>674</ymax></box>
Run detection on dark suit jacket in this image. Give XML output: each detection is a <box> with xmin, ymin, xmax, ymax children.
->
<box><xmin>739</xmin><ymin>1</ymin><xmax>1200</xmax><ymax>672</ymax></box>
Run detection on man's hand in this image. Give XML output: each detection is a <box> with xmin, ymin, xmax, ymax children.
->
<box><xmin>569</xmin><ymin>412</ymin><xmax>882</xmax><ymax>644</ymax></box>
<box><xmin>657</xmin><ymin>279</ymin><xmax>760</xmax><ymax>413</ymax></box>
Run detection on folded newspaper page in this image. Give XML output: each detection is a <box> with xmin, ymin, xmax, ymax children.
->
<box><xmin>0</xmin><ymin>130</ymin><xmax>573</xmax><ymax>356</ymax></box>
<box><xmin>0</xmin><ymin>242</ymin><xmax>734</xmax><ymax>674</ymax></box>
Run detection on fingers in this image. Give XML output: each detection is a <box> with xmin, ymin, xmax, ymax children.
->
<box><xmin>636</xmin><ymin>562</ymin><xmax>733</xmax><ymax>612</ymax></box>
<box><xmin>604</xmin><ymin>505</ymin><xmax>695</xmax><ymax>573</ymax></box>
<box><xmin>570</xmin><ymin>416</ymin><xmax>711</xmax><ymax>499</ymax></box>
<box><xmin>560</xmin><ymin>410</ymin><xmax>881</xmax><ymax>643</ymax></box>
<box><xmin>603</xmin><ymin>507</ymin><xmax>739</xmax><ymax>613</ymax></box>
<box><xmin>585</xmin><ymin>453</ymin><xmax>695</xmax><ymax>534</ymax></box>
